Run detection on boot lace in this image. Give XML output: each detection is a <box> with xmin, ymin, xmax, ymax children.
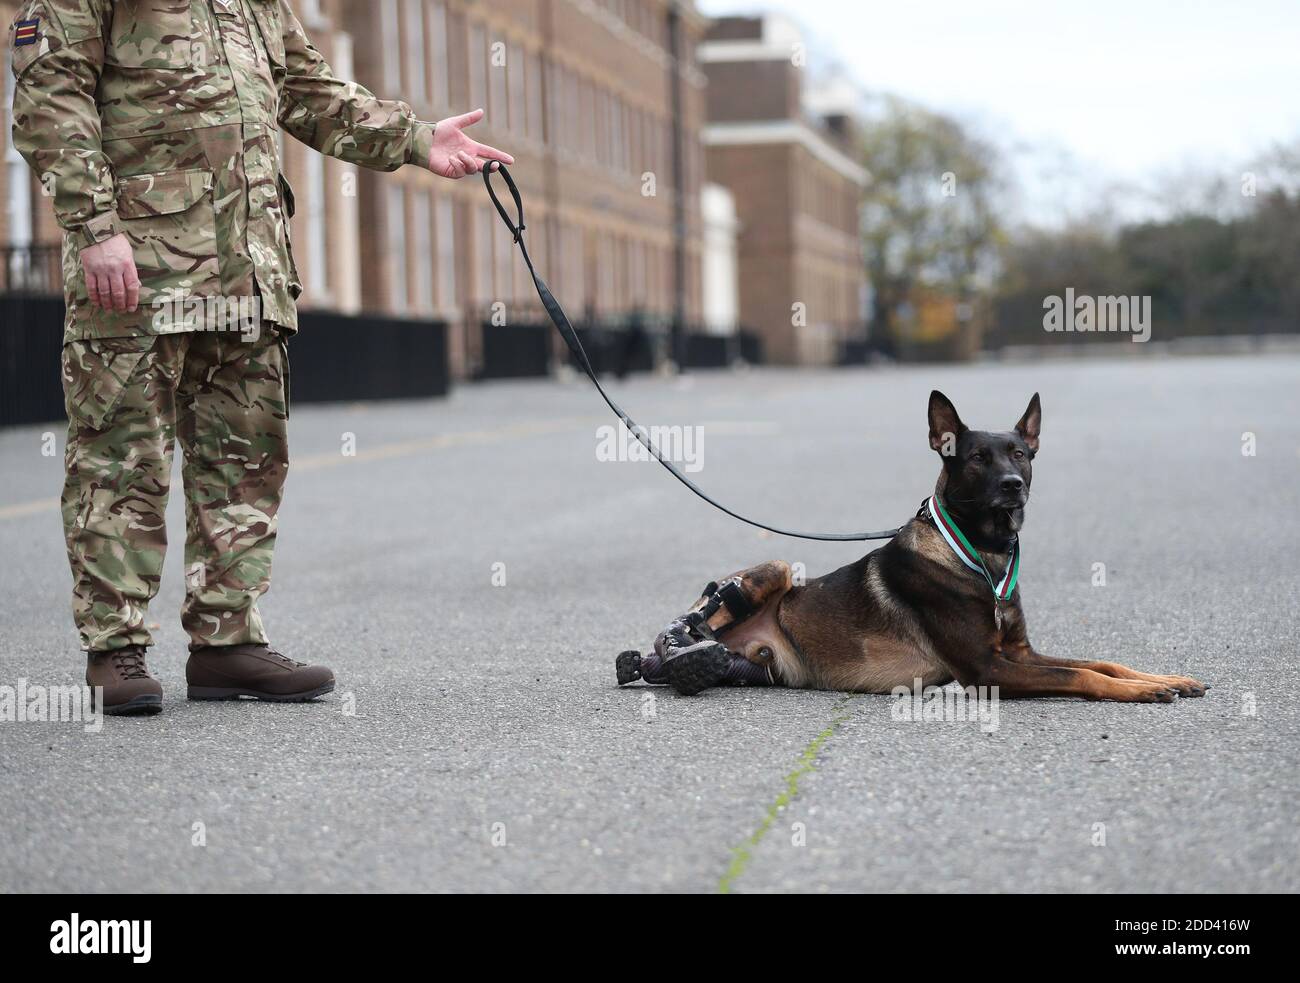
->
<box><xmin>111</xmin><ymin>647</ymin><xmax>151</xmax><ymax>680</ymax></box>
<box><xmin>265</xmin><ymin>648</ymin><xmax>306</xmax><ymax>668</ymax></box>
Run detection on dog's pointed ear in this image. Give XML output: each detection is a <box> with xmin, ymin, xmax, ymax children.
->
<box><xmin>928</xmin><ymin>390</ymin><xmax>966</xmax><ymax>456</ymax></box>
<box><xmin>1015</xmin><ymin>393</ymin><xmax>1041</xmax><ymax>454</ymax></box>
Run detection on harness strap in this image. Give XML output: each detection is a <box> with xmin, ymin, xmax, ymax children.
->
<box><xmin>483</xmin><ymin>163</ymin><xmax>902</xmax><ymax>543</ymax></box>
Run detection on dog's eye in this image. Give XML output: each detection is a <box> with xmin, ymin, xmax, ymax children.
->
<box><xmin>1013</xmin><ymin>449</ymin><xmax>1025</xmax><ymax>460</ymax></box>
<box><xmin>971</xmin><ymin>451</ymin><xmax>989</xmax><ymax>464</ymax></box>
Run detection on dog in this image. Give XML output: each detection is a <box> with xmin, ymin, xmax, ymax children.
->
<box><xmin>615</xmin><ymin>391</ymin><xmax>1207</xmax><ymax>702</ymax></box>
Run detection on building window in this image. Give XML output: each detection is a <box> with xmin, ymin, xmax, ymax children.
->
<box><xmin>469</xmin><ymin>24</ymin><xmax>487</xmax><ymax>110</ymax></box>
<box><xmin>430</xmin><ymin>2</ymin><xmax>449</xmax><ymax>109</ymax></box>
<box><xmin>297</xmin><ymin>0</ymin><xmax>326</xmax><ymax>27</ymax></box>
<box><xmin>581</xmin><ymin>80</ymin><xmax>595</xmax><ymax>160</ymax></box>
<box><xmin>493</xmin><ymin>207</ymin><xmax>513</xmax><ymax>302</ymax></box>
<box><xmin>411</xmin><ymin>189</ymin><xmax>433</xmax><ymax>312</ymax></box>
<box><xmin>598</xmin><ymin>232</ymin><xmax>614</xmax><ymax>311</ymax></box>
<box><xmin>4</xmin><ymin>46</ymin><xmax>34</xmax><ymax>252</ymax></box>
<box><xmin>474</xmin><ymin>203</ymin><xmax>492</xmax><ymax>303</ymax></box>
<box><xmin>611</xmin><ymin>96</ymin><xmax>624</xmax><ymax>173</ymax></box>
<box><xmin>559</xmin><ymin>69</ymin><xmax>572</xmax><ymax>158</ymax></box>
<box><xmin>403</xmin><ymin>0</ymin><xmax>428</xmax><ymax>106</ymax></box>
<box><xmin>304</xmin><ymin>150</ymin><xmax>328</xmax><ymax>294</ymax></box>
<box><xmin>508</xmin><ymin>42</ymin><xmax>526</xmax><ymax>135</ymax></box>
<box><xmin>488</xmin><ymin>36</ymin><xmax>508</xmax><ymax>128</ymax></box>
<box><xmin>525</xmin><ymin>50</ymin><xmax>543</xmax><ymax>143</ymax></box>
<box><xmin>332</xmin><ymin>29</ymin><xmax>355</xmax><ymax>80</ymax></box>
<box><xmin>435</xmin><ymin>194</ymin><xmax>456</xmax><ymax>313</ymax></box>
<box><xmin>388</xmin><ymin>184</ymin><xmax>408</xmax><ymax>312</ymax></box>
<box><xmin>381</xmin><ymin>0</ymin><xmax>402</xmax><ymax>94</ymax></box>
<box><xmin>563</xmin><ymin>223</ymin><xmax>585</xmax><ymax>314</ymax></box>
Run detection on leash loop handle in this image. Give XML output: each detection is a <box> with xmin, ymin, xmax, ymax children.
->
<box><xmin>483</xmin><ymin>161</ymin><xmax>525</xmax><ymax>243</ymax></box>
<box><xmin>482</xmin><ymin>163</ymin><xmax>899</xmax><ymax>543</ymax></box>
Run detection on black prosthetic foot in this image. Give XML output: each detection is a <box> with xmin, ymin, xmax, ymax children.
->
<box><xmin>664</xmin><ymin>640</ymin><xmax>732</xmax><ymax>696</ymax></box>
<box><xmin>615</xmin><ymin>650</ymin><xmax>642</xmax><ymax>685</ymax></box>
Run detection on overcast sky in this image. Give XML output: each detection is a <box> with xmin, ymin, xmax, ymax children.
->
<box><xmin>697</xmin><ymin>0</ymin><xmax>1300</xmax><ymax>224</ymax></box>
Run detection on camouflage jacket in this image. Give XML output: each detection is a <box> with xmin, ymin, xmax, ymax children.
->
<box><xmin>8</xmin><ymin>0</ymin><xmax>436</xmax><ymax>341</ymax></box>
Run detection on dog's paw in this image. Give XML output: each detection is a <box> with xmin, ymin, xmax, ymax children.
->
<box><xmin>1111</xmin><ymin>680</ymin><xmax>1180</xmax><ymax>703</ymax></box>
<box><xmin>1155</xmin><ymin>675</ymin><xmax>1208</xmax><ymax>698</ymax></box>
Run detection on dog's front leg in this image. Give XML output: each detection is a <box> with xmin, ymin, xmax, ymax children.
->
<box><xmin>1000</xmin><ymin>644</ymin><xmax>1207</xmax><ymax>698</ymax></box>
<box><xmin>959</xmin><ymin>654</ymin><xmax>1189</xmax><ymax>702</ymax></box>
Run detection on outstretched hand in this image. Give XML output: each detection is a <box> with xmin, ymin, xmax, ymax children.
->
<box><xmin>428</xmin><ymin>108</ymin><xmax>513</xmax><ymax>179</ymax></box>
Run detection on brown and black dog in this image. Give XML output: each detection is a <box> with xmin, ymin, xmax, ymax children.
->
<box><xmin>616</xmin><ymin>391</ymin><xmax>1207</xmax><ymax>702</ymax></box>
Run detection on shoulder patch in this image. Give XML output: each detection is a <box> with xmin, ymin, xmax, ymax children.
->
<box><xmin>14</xmin><ymin>17</ymin><xmax>40</xmax><ymax>45</ymax></box>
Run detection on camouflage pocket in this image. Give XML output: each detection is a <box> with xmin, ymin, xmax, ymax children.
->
<box><xmin>61</xmin><ymin>337</ymin><xmax>155</xmax><ymax>431</ymax></box>
<box><xmin>277</xmin><ymin>173</ymin><xmax>303</xmax><ymax>301</ymax></box>
<box><xmin>106</xmin><ymin>0</ymin><xmax>195</xmax><ymax>70</ymax></box>
<box><xmin>115</xmin><ymin>168</ymin><xmax>222</xmax><ymax>325</ymax></box>
<box><xmin>278</xmin><ymin>336</ymin><xmax>291</xmax><ymax>420</ymax></box>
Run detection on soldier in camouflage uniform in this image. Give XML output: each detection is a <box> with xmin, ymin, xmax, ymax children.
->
<box><xmin>10</xmin><ymin>0</ymin><xmax>512</xmax><ymax>714</ymax></box>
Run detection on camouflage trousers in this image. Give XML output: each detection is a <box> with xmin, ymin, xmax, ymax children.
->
<box><xmin>60</xmin><ymin>327</ymin><xmax>290</xmax><ymax>653</ymax></box>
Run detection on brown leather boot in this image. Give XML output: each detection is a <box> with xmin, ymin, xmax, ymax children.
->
<box><xmin>86</xmin><ymin>645</ymin><xmax>164</xmax><ymax>716</ymax></box>
<box><xmin>186</xmin><ymin>644</ymin><xmax>335</xmax><ymax>702</ymax></box>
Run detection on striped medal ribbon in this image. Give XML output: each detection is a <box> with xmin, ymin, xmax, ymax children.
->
<box><xmin>928</xmin><ymin>495</ymin><xmax>1020</xmax><ymax>618</ymax></box>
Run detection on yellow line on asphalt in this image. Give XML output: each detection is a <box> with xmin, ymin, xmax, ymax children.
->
<box><xmin>289</xmin><ymin>416</ymin><xmax>595</xmax><ymax>471</ymax></box>
<box><xmin>1</xmin><ymin>408</ymin><xmax>781</xmax><ymax>522</ymax></box>
<box><xmin>0</xmin><ymin>497</ymin><xmax>60</xmax><ymax>521</ymax></box>
<box><xmin>0</xmin><ymin>415</ymin><xmax>598</xmax><ymax>522</ymax></box>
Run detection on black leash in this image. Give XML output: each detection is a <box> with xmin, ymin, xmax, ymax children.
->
<box><xmin>482</xmin><ymin>163</ymin><xmax>901</xmax><ymax>543</ymax></box>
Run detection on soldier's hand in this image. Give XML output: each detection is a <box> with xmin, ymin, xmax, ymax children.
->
<box><xmin>428</xmin><ymin>108</ymin><xmax>514</xmax><ymax>180</ymax></box>
<box><xmin>81</xmin><ymin>234</ymin><xmax>141</xmax><ymax>313</ymax></box>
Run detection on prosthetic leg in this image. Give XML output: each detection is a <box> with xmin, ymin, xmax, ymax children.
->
<box><xmin>615</xmin><ymin>562</ymin><xmax>790</xmax><ymax>696</ymax></box>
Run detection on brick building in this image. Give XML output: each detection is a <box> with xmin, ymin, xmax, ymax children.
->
<box><xmin>699</xmin><ymin>14</ymin><xmax>867</xmax><ymax>364</ymax></box>
<box><xmin>2</xmin><ymin>0</ymin><xmax>711</xmax><ymax>377</ymax></box>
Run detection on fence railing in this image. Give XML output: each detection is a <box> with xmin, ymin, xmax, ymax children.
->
<box><xmin>0</xmin><ymin>297</ymin><xmax>452</xmax><ymax>427</ymax></box>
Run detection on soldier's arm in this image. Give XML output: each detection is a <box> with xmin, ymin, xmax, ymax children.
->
<box><xmin>9</xmin><ymin>0</ymin><xmax>136</xmax><ymax>310</ymax></box>
<box><xmin>274</xmin><ymin>1</ymin><xmax>435</xmax><ymax>172</ymax></box>
<box><xmin>274</xmin><ymin>2</ymin><xmax>512</xmax><ymax>178</ymax></box>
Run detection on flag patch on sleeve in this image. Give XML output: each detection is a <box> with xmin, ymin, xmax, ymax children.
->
<box><xmin>14</xmin><ymin>18</ymin><xmax>40</xmax><ymax>45</ymax></box>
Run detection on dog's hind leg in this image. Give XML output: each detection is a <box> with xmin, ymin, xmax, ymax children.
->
<box><xmin>615</xmin><ymin>562</ymin><xmax>793</xmax><ymax>696</ymax></box>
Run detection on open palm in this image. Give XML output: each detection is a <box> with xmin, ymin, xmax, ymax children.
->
<box><xmin>429</xmin><ymin>108</ymin><xmax>513</xmax><ymax>179</ymax></box>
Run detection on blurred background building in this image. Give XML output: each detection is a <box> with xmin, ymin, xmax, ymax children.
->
<box><xmin>12</xmin><ymin>0</ymin><xmax>1288</xmax><ymax>413</ymax></box>
<box><xmin>2</xmin><ymin>0</ymin><xmax>874</xmax><ymax>386</ymax></box>
<box><xmin>699</xmin><ymin>14</ymin><xmax>867</xmax><ymax>365</ymax></box>
<box><xmin>6</xmin><ymin>1</ymin><xmax>746</xmax><ymax>376</ymax></box>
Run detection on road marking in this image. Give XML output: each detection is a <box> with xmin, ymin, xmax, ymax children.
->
<box><xmin>289</xmin><ymin>416</ymin><xmax>594</xmax><ymax>470</ymax></box>
<box><xmin>0</xmin><ymin>416</ymin><xmax>598</xmax><ymax>522</ymax></box>
<box><xmin>0</xmin><ymin>497</ymin><xmax>60</xmax><ymax>521</ymax></box>
<box><xmin>717</xmin><ymin>694</ymin><xmax>858</xmax><ymax>894</ymax></box>
<box><xmin>0</xmin><ymin>406</ymin><xmax>772</xmax><ymax>522</ymax></box>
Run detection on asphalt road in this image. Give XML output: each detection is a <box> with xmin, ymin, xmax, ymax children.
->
<box><xmin>1</xmin><ymin>353</ymin><xmax>1297</xmax><ymax>893</ymax></box>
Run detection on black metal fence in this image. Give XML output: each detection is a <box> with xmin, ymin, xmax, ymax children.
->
<box><xmin>0</xmin><ymin>298</ymin><xmax>450</xmax><ymax>428</ymax></box>
<box><xmin>0</xmin><ymin>295</ymin><xmax>65</xmax><ymax>426</ymax></box>
<box><xmin>473</xmin><ymin>307</ymin><xmax>763</xmax><ymax>380</ymax></box>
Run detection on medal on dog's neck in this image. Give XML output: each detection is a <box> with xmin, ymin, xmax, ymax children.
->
<box><xmin>926</xmin><ymin>495</ymin><xmax>1020</xmax><ymax>614</ymax></box>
